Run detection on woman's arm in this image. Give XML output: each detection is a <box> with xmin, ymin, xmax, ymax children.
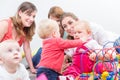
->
<box><xmin>23</xmin><ymin>40</ymin><xmax>36</xmax><ymax>73</ymax></box>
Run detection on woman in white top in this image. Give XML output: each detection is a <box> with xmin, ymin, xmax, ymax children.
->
<box><xmin>60</xmin><ymin>12</ymin><xmax>118</xmax><ymax>46</ymax></box>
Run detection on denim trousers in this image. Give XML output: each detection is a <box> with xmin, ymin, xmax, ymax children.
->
<box><xmin>37</xmin><ymin>67</ymin><xmax>61</xmax><ymax>80</ymax></box>
<box><xmin>32</xmin><ymin>47</ymin><xmax>42</xmax><ymax>68</ymax></box>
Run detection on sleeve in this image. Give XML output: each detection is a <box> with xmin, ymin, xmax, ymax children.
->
<box><xmin>89</xmin><ymin>22</ymin><xmax>119</xmax><ymax>46</ymax></box>
<box><xmin>85</xmin><ymin>40</ymin><xmax>103</xmax><ymax>53</ymax></box>
<box><xmin>56</xmin><ymin>38</ymin><xmax>83</xmax><ymax>49</ymax></box>
<box><xmin>85</xmin><ymin>40</ymin><xmax>116</xmax><ymax>60</ymax></box>
<box><xmin>89</xmin><ymin>22</ymin><xmax>107</xmax><ymax>45</ymax></box>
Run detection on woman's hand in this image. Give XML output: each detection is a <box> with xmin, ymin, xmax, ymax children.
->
<box><xmin>30</xmin><ymin>68</ymin><xmax>37</xmax><ymax>74</ymax></box>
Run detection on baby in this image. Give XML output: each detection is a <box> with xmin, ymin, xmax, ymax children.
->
<box><xmin>36</xmin><ymin>19</ymin><xmax>85</xmax><ymax>80</ymax></box>
<box><xmin>0</xmin><ymin>39</ymin><xmax>30</xmax><ymax>80</ymax></box>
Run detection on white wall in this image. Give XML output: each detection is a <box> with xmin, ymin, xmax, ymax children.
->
<box><xmin>0</xmin><ymin>0</ymin><xmax>120</xmax><ymax>51</ymax></box>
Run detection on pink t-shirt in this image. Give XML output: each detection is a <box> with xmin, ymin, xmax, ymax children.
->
<box><xmin>37</xmin><ymin>38</ymin><xmax>83</xmax><ymax>73</ymax></box>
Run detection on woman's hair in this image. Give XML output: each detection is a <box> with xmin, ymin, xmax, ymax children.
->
<box><xmin>11</xmin><ymin>1</ymin><xmax>37</xmax><ymax>41</ymax></box>
<box><xmin>48</xmin><ymin>6</ymin><xmax>64</xmax><ymax>38</ymax></box>
<box><xmin>37</xmin><ymin>19</ymin><xmax>59</xmax><ymax>39</ymax></box>
<box><xmin>48</xmin><ymin>6</ymin><xmax>64</xmax><ymax>19</ymax></box>
<box><xmin>60</xmin><ymin>12</ymin><xmax>79</xmax><ymax>26</ymax></box>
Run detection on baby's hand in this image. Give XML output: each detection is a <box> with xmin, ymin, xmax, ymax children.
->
<box><xmin>89</xmin><ymin>52</ymin><xmax>96</xmax><ymax>61</ymax></box>
<box><xmin>104</xmin><ymin>53</ymin><xmax>111</xmax><ymax>60</ymax></box>
<box><xmin>80</xmin><ymin>37</ymin><xmax>88</xmax><ymax>43</ymax></box>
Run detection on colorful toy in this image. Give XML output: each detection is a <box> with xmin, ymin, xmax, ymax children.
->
<box><xmin>22</xmin><ymin>48</ymin><xmax>38</xmax><ymax>58</ymax></box>
<box><xmin>113</xmin><ymin>37</ymin><xmax>120</xmax><ymax>54</ymax></box>
<box><xmin>101</xmin><ymin>71</ymin><xmax>109</xmax><ymax>80</ymax></box>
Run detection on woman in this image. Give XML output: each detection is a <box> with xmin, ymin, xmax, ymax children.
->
<box><xmin>48</xmin><ymin>6</ymin><xmax>65</xmax><ymax>38</ymax></box>
<box><xmin>60</xmin><ymin>12</ymin><xmax>118</xmax><ymax>79</ymax></box>
<box><xmin>0</xmin><ymin>1</ymin><xmax>37</xmax><ymax>73</ymax></box>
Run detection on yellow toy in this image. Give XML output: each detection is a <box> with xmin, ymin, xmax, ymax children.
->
<box><xmin>22</xmin><ymin>48</ymin><xmax>39</xmax><ymax>58</ymax></box>
<box><xmin>101</xmin><ymin>71</ymin><xmax>109</xmax><ymax>80</ymax></box>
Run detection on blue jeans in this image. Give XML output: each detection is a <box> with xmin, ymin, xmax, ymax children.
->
<box><xmin>37</xmin><ymin>67</ymin><xmax>61</xmax><ymax>80</ymax></box>
<box><xmin>32</xmin><ymin>47</ymin><xmax>42</xmax><ymax>68</ymax></box>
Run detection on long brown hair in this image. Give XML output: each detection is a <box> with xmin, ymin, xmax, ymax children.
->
<box><xmin>48</xmin><ymin>6</ymin><xmax>64</xmax><ymax>19</ymax></box>
<box><xmin>11</xmin><ymin>1</ymin><xmax>37</xmax><ymax>41</ymax></box>
<box><xmin>60</xmin><ymin>12</ymin><xmax>79</xmax><ymax>40</ymax></box>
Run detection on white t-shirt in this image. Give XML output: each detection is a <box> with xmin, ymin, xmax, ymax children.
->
<box><xmin>0</xmin><ymin>63</ymin><xmax>30</xmax><ymax>80</ymax></box>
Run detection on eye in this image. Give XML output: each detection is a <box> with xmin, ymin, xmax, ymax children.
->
<box><xmin>16</xmin><ymin>48</ymin><xmax>20</xmax><ymax>52</ymax></box>
<box><xmin>68</xmin><ymin>21</ymin><xmax>73</xmax><ymax>25</ymax></box>
<box><xmin>33</xmin><ymin>15</ymin><xmax>36</xmax><ymax>18</ymax></box>
<box><xmin>8</xmin><ymin>49</ymin><xmax>12</xmax><ymax>52</ymax></box>
<box><xmin>63</xmin><ymin>25</ymin><xmax>67</xmax><ymax>29</ymax></box>
<box><xmin>78</xmin><ymin>31</ymin><xmax>82</xmax><ymax>33</ymax></box>
<box><xmin>27</xmin><ymin>13</ymin><xmax>31</xmax><ymax>16</ymax></box>
<box><xmin>56</xmin><ymin>20</ymin><xmax>60</xmax><ymax>22</ymax></box>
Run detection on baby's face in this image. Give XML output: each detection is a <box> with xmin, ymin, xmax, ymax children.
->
<box><xmin>1</xmin><ymin>42</ymin><xmax>22</xmax><ymax>66</ymax></box>
<box><xmin>74</xmin><ymin>25</ymin><xmax>89</xmax><ymax>40</ymax></box>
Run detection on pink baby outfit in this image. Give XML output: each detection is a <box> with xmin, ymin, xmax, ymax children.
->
<box><xmin>63</xmin><ymin>43</ymin><xmax>95</xmax><ymax>78</ymax></box>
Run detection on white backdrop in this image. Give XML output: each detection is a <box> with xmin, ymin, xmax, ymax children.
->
<box><xmin>0</xmin><ymin>0</ymin><xmax>120</xmax><ymax>51</ymax></box>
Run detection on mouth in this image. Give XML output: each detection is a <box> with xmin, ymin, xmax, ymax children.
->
<box><xmin>14</xmin><ymin>56</ymin><xmax>20</xmax><ymax>60</ymax></box>
<box><xmin>74</xmin><ymin>38</ymin><xmax>79</xmax><ymax>40</ymax></box>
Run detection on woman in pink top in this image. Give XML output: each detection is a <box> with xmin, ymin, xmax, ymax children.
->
<box><xmin>0</xmin><ymin>1</ymin><xmax>37</xmax><ymax>73</ymax></box>
<box><xmin>36</xmin><ymin>19</ymin><xmax>86</xmax><ymax>80</ymax></box>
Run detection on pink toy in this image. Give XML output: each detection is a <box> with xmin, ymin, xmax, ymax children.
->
<box><xmin>36</xmin><ymin>73</ymin><xmax>48</xmax><ymax>80</ymax></box>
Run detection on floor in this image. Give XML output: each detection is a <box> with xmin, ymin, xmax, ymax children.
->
<box><xmin>22</xmin><ymin>58</ymin><xmax>36</xmax><ymax>80</ymax></box>
<box><xmin>28</xmin><ymin>69</ymin><xmax>36</xmax><ymax>80</ymax></box>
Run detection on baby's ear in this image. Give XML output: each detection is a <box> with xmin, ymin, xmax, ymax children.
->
<box><xmin>0</xmin><ymin>57</ymin><xmax>3</xmax><ymax>64</ymax></box>
<box><xmin>52</xmin><ymin>31</ymin><xmax>56</xmax><ymax>38</ymax></box>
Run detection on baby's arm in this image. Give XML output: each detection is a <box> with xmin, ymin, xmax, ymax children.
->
<box><xmin>85</xmin><ymin>39</ymin><xmax>116</xmax><ymax>61</ymax></box>
<box><xmin>85</xmin><ymin>40</ymin><xmax>103</xmax><ymax>61</ymax></box>
<box><xmin>64</xmin><ymin>48</ymin><xmax>76</xmax><ymax>57</ymax></box>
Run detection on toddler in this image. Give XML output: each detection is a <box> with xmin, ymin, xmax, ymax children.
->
<box><xmin>36</xmin><ymin>19</ymin><xmax>86</xmax><ymax>80</ymax></box>
<box><xmin>0</xmin><ymin>39</ymin><xmax>30</xmax><ymax>80</ymax></box>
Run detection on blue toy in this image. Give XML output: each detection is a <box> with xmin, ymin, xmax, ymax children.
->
<box><xmin>113</xmin><ymin>37</ymin><xmax>120</xmax><ymax>53</ymax></box>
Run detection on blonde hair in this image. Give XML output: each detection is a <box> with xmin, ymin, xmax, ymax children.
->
<box><xmin>38</xmin><ymin>19</ymin><xmax>59</xmax><ymax>39</ymax></box>
<box><xmin>0</xmin><ymin>39</ymin><xmax>20</xmax><ymax>55</ymax></box>
<box><xmin>11</xmin><ymin>2</ymin><xmax>37</xmax><ymax>41</ymax></box>
<box><xmin>75</xmin><ymin>20</ymin><xmax>92</xmax><ymax>34</ymax></box>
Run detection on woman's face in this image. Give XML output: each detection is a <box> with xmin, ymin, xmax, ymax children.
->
<box><xmin>19</xmin><ymin>10</ymin><xmax>37</xmax><ymax>27</ymax></box>
<box><xmin>61</xmin><ymin>16</ymin><xmax>78</xmax><ymax>36</ymax></box>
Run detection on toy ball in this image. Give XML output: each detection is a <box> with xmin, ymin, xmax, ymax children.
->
<box><xmin>101</xmin><ymin>71</ymin><xmax>109</xmax><ymax>80</ymax></box>
<box><xmin>106</xmin><ymin>76</ymin><xmax>111</xmax><ymax>80</ymax></box>
<box><xmin>101</xmin><ymin>71</ymin><xmax>109</xmax><ymax>77</ymax></box>
<box><xmin>113</xmin><ymin>37</ymin><xmax>120</xmax><ymax>54</ymax></box>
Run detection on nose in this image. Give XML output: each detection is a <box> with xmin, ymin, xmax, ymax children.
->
<box><xmin>66</xmin><ymin>26</ymin><xmax>71</xmax><ymax>31</ymax></box>
<box><xmin>74</xmin><ymin>32</ymin><xmax>79</xmax><ymax>37</ymax></box>
<box><xmin>29</xmin><ymin>16</ymin><xmax>34</xmax><ymax>22</ymax></box>
<box><xmin>13</xmin><ymin>50</ymin><xmax>20</xmax><ymax>55</ymax></box>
